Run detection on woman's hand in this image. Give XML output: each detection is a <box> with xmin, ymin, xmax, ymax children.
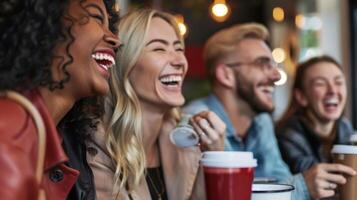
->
<box><xmin>303</xmin><ymin>163</ymin><xmax>356</xmax><ymax>199</ymax></box>
<box><xmin>190</xmin><ymin>111</ymin><xmax>226</xmax><ymax>151</ymax></box>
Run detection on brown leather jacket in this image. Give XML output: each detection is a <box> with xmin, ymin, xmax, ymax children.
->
<box><xmin>86</xmin><ymin>122</ymin><xmax>206</xmax><ymax>200</ymax></box>
<box><xmin>0</xmin><ymin>90</ymin><xmax>79</xmax><ymax>200</ymax></box>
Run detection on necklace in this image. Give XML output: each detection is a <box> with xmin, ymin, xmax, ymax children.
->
<box><xmin>146</xmin><ymin>167</ymin><xmax>165</xmax><ymax>200</ymax></box>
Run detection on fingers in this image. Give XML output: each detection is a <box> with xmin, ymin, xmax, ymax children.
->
<box><xmin>190</xmin><ymin>111</ymin><xmax>226</xmax><ymax>151</ymax></box>
<box><xmin>304</xmin><ymin>164</ymin><xmax>347</xmax><ymax>199</ymax></box>
<box><xmin>191</xmin><ymin>111</ymin><xmax>226</xmax><ymax>135</ymax></box>
<box><xmin>322</xmin><ymin>163</ymin><xmax>357</xmax><ymax>176</ymax></box>
<box><xmin>190</xmin><ymin>117</ymin><xmax>212</xmax><ymax>145</ymax></box>
<box><xmin>318</xmin><ymin>163</ymin><xmax>356</xmax><ymax>185</ymax></box>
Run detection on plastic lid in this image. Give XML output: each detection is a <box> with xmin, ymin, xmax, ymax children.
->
<box><xmin>201</xmin><ymin>151</ymin><xmax>257</xmax><ymax>168</ymax></box>
<box><xmin>170</xmin><ymin>126</ymin><xmax>199</xmax><ymax>148</ymax></box>
<box><xmin>331</xmin><ymin>145</ymin><xmax>357</xmax><ymax>154</ymax></box>
<box><xmin>252</xmin><ymin>184</ymin><xmax>294</xmax><ymax>193</ymax></box>
<box><xmin>202</xmin><ymin>151</ymin><xmax>253</xmax><ymax>160</ymax></box>
<box><xmin>201</xmin><ymin>159</ymin><xmax>257</xmax><ymax>168</ymax></box>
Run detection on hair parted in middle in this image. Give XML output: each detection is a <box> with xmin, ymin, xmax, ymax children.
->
<box><xmin>276</xmin><ymin>55</ymin><xmax>343</xmax><ymax>132</ymax></box>
<box><xmin>203</xmin><ymin>23</ymin><xmax>269</xmax><ymax>77</ymax></box>
<box><xmin>105</xmin><ymin>8</ymin><xmax>182</xmax><ymax>194</ymax></box>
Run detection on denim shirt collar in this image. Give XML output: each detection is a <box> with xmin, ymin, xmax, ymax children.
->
<box><xmin>204</xmin><ymin>94</ymin><xmax>236</xmax><ymax>137</ymax></box>
<box><xmin>204</xmin><ymin>94</ymin><xmax>261</xmax><ymax>146</ymax></box>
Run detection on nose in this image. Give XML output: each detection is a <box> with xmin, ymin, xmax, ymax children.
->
<box><xmin>170</xmin><ymin>51</ymin><xmax>187</xmax><ymax>70</ymax></box>
<box><xmin>327</xmin><ymin>82</ymin><xmax>337</xmax><ymax>94</ymax></box>
<box><xmin>104</xmin><ymin>30</ymin><xmax>121</xmax><ymax>50</ymax></box>
<box><xmin>269</xmin><ymin>67</ymin><xmax>281</xmax><ymax>82</ymax></box>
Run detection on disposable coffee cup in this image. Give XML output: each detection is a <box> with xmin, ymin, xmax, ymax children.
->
<box><xmin>331</xmin><ymin>145</ymin><xmax>357</xmax><ymax>200</ymax></box>
<box><xmin>201</xmin><ymin>151</ymin><xmax>257</xmax><ymax>200</ymax></box>
<box><xmin>170</xmin><ymin>114</ymin><xmax>199</xmax><ymax>148</ymax></box>
<box><xmin>251</xmin><ymin>184</ymin><xmax>294</xmax><ymax>200</ymax></box>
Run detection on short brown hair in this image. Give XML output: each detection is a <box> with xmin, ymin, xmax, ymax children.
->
<box><xmin>203</xmin><ymin>23</ymin><xmax>269</xmax><ymax>73</ymax></box>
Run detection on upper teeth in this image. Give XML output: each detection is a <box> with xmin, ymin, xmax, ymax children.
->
<box><xmin>160</xmin><ymin>75</ymin><xmax>182</xmax><ymax>83</ymax></box>
<box><xmin>325</xmin><ymin>98</ymin><xmax>338</xmax><ymax>104</ymax></box>
<box><xmin>92</xmin><ymin>52</ymin><xmax>115</xmax><ymax>66</ymax></box>
<box><xmin>261</xmin><ymin>86</ymin><xmax>274</xmax><ymax>93</ymax></box>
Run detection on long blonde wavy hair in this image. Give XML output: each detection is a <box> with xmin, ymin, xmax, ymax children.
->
<box><xmin>105</xmin><ymin>8</ymin><xmax>183</xmax><ymax>195</ymax></box>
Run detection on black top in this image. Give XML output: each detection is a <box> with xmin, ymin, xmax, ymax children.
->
<box><xmin>146</xmin><ymin>167</ymin><xmax>168</xmax><ymax>200</ymax></box>
<box><xmin>277</xmin><ymin>114</ymin><xmax>354</xmax><ymax>174</ymax></box>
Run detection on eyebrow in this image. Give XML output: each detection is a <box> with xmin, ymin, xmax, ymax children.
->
<box><xmin>146</xmin><ymin>39</ymin><xmax>182</xmax><ymax>46</ymax></box>
<box><xmin>85</xmin><ymin>4</ymin><xmax>105</xmax><ymax>17</ymax></box>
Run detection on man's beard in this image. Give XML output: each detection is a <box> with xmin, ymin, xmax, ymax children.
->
<box><xmin>236</xmin><ymin>82</ymin><xmax>275</xmax><ymax>114</ymax></box>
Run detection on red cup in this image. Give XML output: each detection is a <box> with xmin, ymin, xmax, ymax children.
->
<box><xmin>201</xmin><ymin>151</ymin><xmax>257</xmax><ymax>200</ymax></box>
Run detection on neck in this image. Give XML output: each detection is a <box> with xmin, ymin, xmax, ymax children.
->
<box><xmin>38</xmin><ymin>87</ymin><xmax>75</xmax><ymax>125</ymax></box>
<box><xmin>141</xmin><ymin>102</ymin><xmax>166</xmax><ymax>167</ymax></box>
<box><xmin>304</xmin><ymin>111</ymin><xmax>335</xmax><ymax>138</ymax></box>
<box><xmin>214</xmin><ymin>86</ymin><xmax>256</xmax><ymax>138</ymax></box>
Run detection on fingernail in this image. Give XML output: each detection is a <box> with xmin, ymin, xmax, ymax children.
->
<box><xmin>199</xmin><ymin>119</ymin><xmax>210</xmax><ymax>128</ymax></box>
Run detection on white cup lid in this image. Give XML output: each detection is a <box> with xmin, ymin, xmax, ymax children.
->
<box><xmin>201</xmin><ymin>159</ymin><xmax>257</xmax><ymax>168</ymax></box>
<box><xmin>331</xmin><ymin>145</ymin><xmax>357</xmax><ymax>154</ymax></box>
<box><xmin>201</xmin><ymin>151</ymin><xmax>257</xmax><ymax>168</ymax></box>
<box><xmin>252</xmin><ymin>184</ymin><xmax>294</xmax><ymax>193</ymax></box>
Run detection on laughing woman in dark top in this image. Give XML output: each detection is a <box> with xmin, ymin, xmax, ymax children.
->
<box><xmin>276</xmin><ymin>55</ymin><xmax>354</xmax><ymax>174</ymax></box>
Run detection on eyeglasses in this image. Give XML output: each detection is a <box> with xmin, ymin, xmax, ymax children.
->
<box><xmin>225</xmin><ymin>57</ymin><xmax>278</xmax><ymax>71</ymax></box>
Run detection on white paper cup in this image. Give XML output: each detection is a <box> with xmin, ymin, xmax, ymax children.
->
<box><xmin>251</xmin><ymin>184</ymin><xmax>294</xmax><ymax>200</ymax></box>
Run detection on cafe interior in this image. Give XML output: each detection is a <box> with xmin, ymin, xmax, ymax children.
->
<box><xmin>119</xmin><ymin>0</ymin><xmax>357</xmax><ymax>124</ymax></box>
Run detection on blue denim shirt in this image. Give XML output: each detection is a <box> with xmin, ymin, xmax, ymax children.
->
<box><xmin>184</xmin><ymin>94</ymin><xmax>309</xmax><ymax>200</ymax></box>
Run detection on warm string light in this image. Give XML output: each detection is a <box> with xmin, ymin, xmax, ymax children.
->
<box><xmin>275</xmin><ymin>68</ymin><xmax>288</xmax><ymax>86</ymax></box>
<box><xmin>175</xmin><ymin>14</ymin><xmax>188</xmax><ymax>36</ymax></box>
<box><xmin>273</xmin><ymin>7</ymin><xmax>284</xmax><ymax>22</ymax></box>
<box><xmin>272</xmin><ymin>48</ymin><xmax>286</xmax><ymax>63</ymax></box>
<box><xmin>210</xmin><ymin>0</ymin><xmax>231</xmax><ymax>22</ymax></box>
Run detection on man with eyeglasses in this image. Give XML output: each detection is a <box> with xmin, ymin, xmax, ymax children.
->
<box><xmin>184</xmin><ymin>23</ymin><xmax>354</xmax><ymax>200</ymax></box>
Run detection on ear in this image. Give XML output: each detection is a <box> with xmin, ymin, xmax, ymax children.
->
<box><xmin>214</xmin><ymin>64</ymin><xmax>235</xmax><ymax>88</ymax></box>
<box><xmin>294</xmin><ymin>89</ymin><xmax>308</xmax><ymax>107</ymax></box>
<box><xmin>51</xmin><ymin>57</ymin><xmax>67</xmax><ymax>82</ymax></box>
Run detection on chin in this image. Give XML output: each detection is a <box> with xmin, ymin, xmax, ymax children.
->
<box><xmin>165</xmin><ymin>97</ymin><xmax>185</xmax><ymax>107</ymax></box>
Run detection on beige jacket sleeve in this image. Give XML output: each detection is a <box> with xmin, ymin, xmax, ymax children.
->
<box><xmin>86</xmin><ymin>123</ymin><xmax>116</xmax><ymax>200</ymax></box>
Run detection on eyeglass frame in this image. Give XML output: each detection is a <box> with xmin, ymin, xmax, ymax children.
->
<box><xmin>224</xmin><ymin>56</ymin><xmax>278</xmax><ymax>71</ymax></box>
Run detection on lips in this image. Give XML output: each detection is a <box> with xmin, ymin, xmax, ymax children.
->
<box><xmin>159</xmin><ymin>74</ymin><xmax>183</xmax><ymax>86</ymax></box>
<box><xmin>92</xmin><ymin>50</ymin><xmax>116</xmax><ymax>71</ymax></box>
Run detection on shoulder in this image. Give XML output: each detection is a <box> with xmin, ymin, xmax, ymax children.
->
<box><xmin>0</xmin><ymin>98</ymin><xmax>29</xmax><ymax>138</ymax></box>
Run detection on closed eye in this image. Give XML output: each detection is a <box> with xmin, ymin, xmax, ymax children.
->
<box><xmin>90</xmin><ymin>14</ymin><xmax>104</xmax><ymax>24</ymax></box>
<box><xmin>176</xmin><ymin>47</ymin><xmax>184</xmax><ymax>52</ymax></box>
<box><xmin>85</xmin><ymin>4</ymin><xmax>105</xmax><ymax>24</ymax></box>
<box><xmin>154</xmin><ymin>48</ymin><xmax>166</xmax><ymax>52</ymax></box>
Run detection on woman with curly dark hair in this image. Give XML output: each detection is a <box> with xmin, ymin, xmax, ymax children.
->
<box><xmin>0</xmin><ymin>0</ymin><xmax>120</xmax><ymax>199</ymax></box>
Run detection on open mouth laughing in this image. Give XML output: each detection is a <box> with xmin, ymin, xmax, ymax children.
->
<box><xmin>92</xmin><ymin>51</ymin><xmax>115</xmax><ymax>72</ymax></box>
<box><xmin>159</xmin><ymin>74</ymin><xmax>183</xmax><ymax>87</ymax></box>
<box><xmin>323</xmin><ymin>98</ymin><xmax>339</xmax><ymax>109</ymax></box>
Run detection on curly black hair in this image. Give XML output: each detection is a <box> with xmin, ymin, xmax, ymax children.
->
<box><xmin>0</xmin><ymin>0</ymin><xmax>120</xmax><ymax>91</ymax></box>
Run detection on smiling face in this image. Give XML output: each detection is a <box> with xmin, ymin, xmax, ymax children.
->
<box><xmin>129</xmin><ymin>17</ymin><xmax>187</xmax><ymax>110</ymax></box>
<box><xmin>297</xmin><ymin>62</ymin><xmax>347</xmax><ymax>123</ymax></box>
<box><xmin>52</xmin><ymin>0</ymin><xmax>120</xmax><ymax>99</ymax></box>
<box><xmin>230</xmin><ymin>38</ymin><xmax>281</xmax><ymax>113</ymax></box>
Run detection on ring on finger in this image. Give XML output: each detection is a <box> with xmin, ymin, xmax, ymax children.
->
<box><xmin>328</xmin><ymin>183</ymin><xmax>335</xmax><ymax>189</ymax></box>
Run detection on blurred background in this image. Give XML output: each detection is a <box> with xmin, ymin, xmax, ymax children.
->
<box><xmin>117</xmin><ymin>0</ymin><xmax>357</xmax><ymax>128</ymax></box>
